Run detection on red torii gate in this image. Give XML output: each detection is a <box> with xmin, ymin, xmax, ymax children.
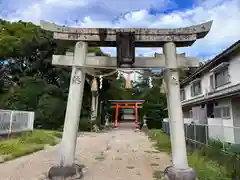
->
<box><xmin>109</xmin><ymin>100</ymin><xmax>145</xmax><ymax>129</ymax></box>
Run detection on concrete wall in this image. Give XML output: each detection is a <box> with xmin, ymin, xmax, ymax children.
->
<box><xmin>207</xmin><ymin>118</ymin><xmax>235</xmax><ymax>143</ymax></box>
<box><xmin>182</xmin><ymin>54</ymin><xmax>240</xmax><ymax>102</ymax></box>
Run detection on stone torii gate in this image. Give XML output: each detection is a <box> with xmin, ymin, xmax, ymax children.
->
<box><xmin>40</xmin><ymin>20</ymin><xmax>212</xmax><ymax>180</ymax></box>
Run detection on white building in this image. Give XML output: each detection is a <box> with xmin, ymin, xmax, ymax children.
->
<box><xmin>178</xmin><ymin>40</ymin><xmax>240</xmax><ymax>144</ymax></box>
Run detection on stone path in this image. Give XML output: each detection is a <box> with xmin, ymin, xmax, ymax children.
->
<box><xmin>0</xmin><ymin>123</ymin><xmax>170</xmax><ymax>180</ymax></box>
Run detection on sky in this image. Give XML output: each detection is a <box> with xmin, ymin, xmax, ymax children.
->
<box><xmin>0</xmin><ymin>0</ymin><xmax>239</xmax><ymax>61</ymax></box>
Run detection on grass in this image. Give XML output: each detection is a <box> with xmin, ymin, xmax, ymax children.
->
<box><xmin>0</xmin><ymin>130</ymin><xmax>62</xmax><ymax>162</ymax></box>
<box><xmin>148</xmin><ymin>129</ymin><xmax>231</xmax><ymax>180</ymax></box>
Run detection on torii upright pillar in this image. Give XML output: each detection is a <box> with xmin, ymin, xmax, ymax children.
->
<box><xmin>48</xmin><ymin>42</ymin><xmax>87</xmax><ymax>179</ymax></box>
<box><xmin>163</xmin><ymin>42</ymin><xmax>195</xmax><ymax>178</ymax></box>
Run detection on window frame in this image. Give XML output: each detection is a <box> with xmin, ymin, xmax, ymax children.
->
<box><xmin>213</xmin><ymin>105</ymin><xmax>231</xmax><ymax>119</ymax></box>
<box><xmin>209</xmin><ymin>63</ymin><xmax>230</xmax><ymax>90</ymax></box>
<box><xmin>214</xmin><ymin>68</ymin><xmax>230</xmax><ymax>88</ymax></box>
<box><xmin>190</xmin><ymin>79</ymin><xmax>202</xmax><ymax>97</ymax></box>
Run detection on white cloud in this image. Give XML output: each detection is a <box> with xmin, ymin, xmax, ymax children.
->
<box><xmin>17</xmin><ymin>3</ymin><xmax>42</xmax><ymax>23</ymax></box>
<box><xmin>0</xmin><ymin>0</ymin><xmax>239</xmax><ymax>60</ymax></box>
<box><xmin>44</xmin><ymin>0</ymin><xmax>89</xmax><ymax>7</ymax></box>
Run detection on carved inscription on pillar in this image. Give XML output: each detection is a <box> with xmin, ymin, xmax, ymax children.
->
<box><xmin>72</xmin><ymin>75</ymin><xmax>81</xmax><ymax>84</ymax></box>
<box><xmin>71</xmin><ymin>69</ymin><xmax>81</xmax><ymax>84</ymax></box>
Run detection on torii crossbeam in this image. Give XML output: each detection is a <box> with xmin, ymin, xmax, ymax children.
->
<box><xmin>41</xmin><ymin>20</ymin><xmax>213</xmax><ymax>180</ymax></box>
<box><xmin>52</xmin><ymin>52</ymin><xmax>199</xmax><ymax>69</ymax></box>
<box><xmin>40</xmin><ymin>20</ymin><xmax>212</xmax><ymax>47</ymax></box>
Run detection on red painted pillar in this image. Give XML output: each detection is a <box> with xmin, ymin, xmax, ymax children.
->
<box><xmin>114</xmin><ymin>104</ymin><xmax>119</xmax><ymax>128</ymax></box>
<box><xmin>135</xmin><ymin>103</ymin><xmax>139</xmax><ymax>129</ymax></box>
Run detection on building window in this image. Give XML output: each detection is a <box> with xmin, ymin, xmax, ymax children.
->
<box><xmin>213</xmin><ymin>106</ymin><xmax>231</xmax><ymax>119</ymax></box>
<box><xmin>213</xmin><ymin>107</ymin><xmax>221</xmax><ymax>118</ymax></box>
<box><xmin>210</xmin><ymin>66</ymin><xmax>230</xmax><ymax>90</ymax></box>
<box><xmin>215</xmin><ymin>68</ymin><xmax>230</xmax><ymax>88</ymax></box>
<box><xmin>180</xmin><ymin>89</ymin><xmax>185</xmax><ymax>101</ymax></box>
<box><xmin>222</xmin><ymin>106</ymin><xmax>231</xmax><ymax>118</ymax></box>
<box><xmin>191</xmin><ymin>80</ymin><xmax>202</xmax><ymax>97</ymax></box>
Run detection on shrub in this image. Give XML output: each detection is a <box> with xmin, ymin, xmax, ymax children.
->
<box><xmin>200</xmin><ymin>141</ymin><xmax>240</xmax><ymax>178</ymax></box>
<box><xmin>146</xmin><ymin>118</ymin><xmax>162</xmax><ymax>129</ymax></box>
<box><xmin>78</xmin><ymin>118</ymin><xmax>92</xmax><ymax>131</ymax></box>
<box><xmin>53</xmin><ymin>117</ymin><xmax>102</xmax><ymax>132</ymax></box>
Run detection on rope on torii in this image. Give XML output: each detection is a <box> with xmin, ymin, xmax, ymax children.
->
<box><xmin>83</xmin><ymin>68</ymin><xmax>118</xmax><ymax>90</ymax></box>
<box><xmin>83</xmin><ymin>68</ymin><xmax>166</xmax><ymax>90</ymax></box>
<box><xmin>116</xmin><ymin>70</ymin><xmax>163</xmax><ymax>88</ymax></box>
<box><xmin>84</xmin><ymin>68</ymin><xmax>132</xmax><ymax>90</ymax></box>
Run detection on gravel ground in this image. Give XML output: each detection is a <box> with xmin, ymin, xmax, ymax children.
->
<box><xmin>0</xmin><ymin>123</ymin><xmax>170</xmax><ymax>180</ymax></box>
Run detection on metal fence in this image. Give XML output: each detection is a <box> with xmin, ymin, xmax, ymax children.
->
<box><xmin>0</xmin><ymin>109</ymin><xmax>35</xmax><ymax>136</ymax></box>
<box><xmin>162</xmin><ymin>122</ymin><xmax>240</xmax><ymax>152</ymax></box>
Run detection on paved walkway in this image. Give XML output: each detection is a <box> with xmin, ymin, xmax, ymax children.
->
<box><xmin>0</xmin><ymin>123</ymin><xmax>170</xmax><ymax>180</ymax></box>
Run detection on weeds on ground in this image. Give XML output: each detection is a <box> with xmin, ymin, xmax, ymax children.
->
<box><xmin>199</xmin><ymin>141</ymin><xmax>240</xmax><ymax>178</ymax></box>
<box><xmin>148</xmin><ymin>129</ymin><xmax>230</xmax><ymax>180</ymax></box>
<box><xmin>0</xmin><ymin>130</ymin><xmax>62</xmax><ymax>162</ymax></box>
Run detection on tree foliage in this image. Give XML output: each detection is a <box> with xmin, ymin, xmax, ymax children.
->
<box><xmin>133</xmin><ymin>71</ymin><xmax>168</xmax><ymax>128</ymax></box>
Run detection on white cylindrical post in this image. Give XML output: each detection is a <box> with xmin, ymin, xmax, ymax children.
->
<box><xmin>95</xmin><ymin>95</ymin><xmax>99</xmax><ymax>117</ymax></box>
<box><xmin>163</xmin><ymin>42</ymin><xmax>190</xmax><ymax>169</ymax></box>
<box><xmin>91</xmin><ymin>94</ymin><xmax>96</xmax><ymax>120</ymax></box>
<box><xmin>59</xmin><ymin>41</ymin><xmax>87</xmax><ymax>166</ymax></box>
